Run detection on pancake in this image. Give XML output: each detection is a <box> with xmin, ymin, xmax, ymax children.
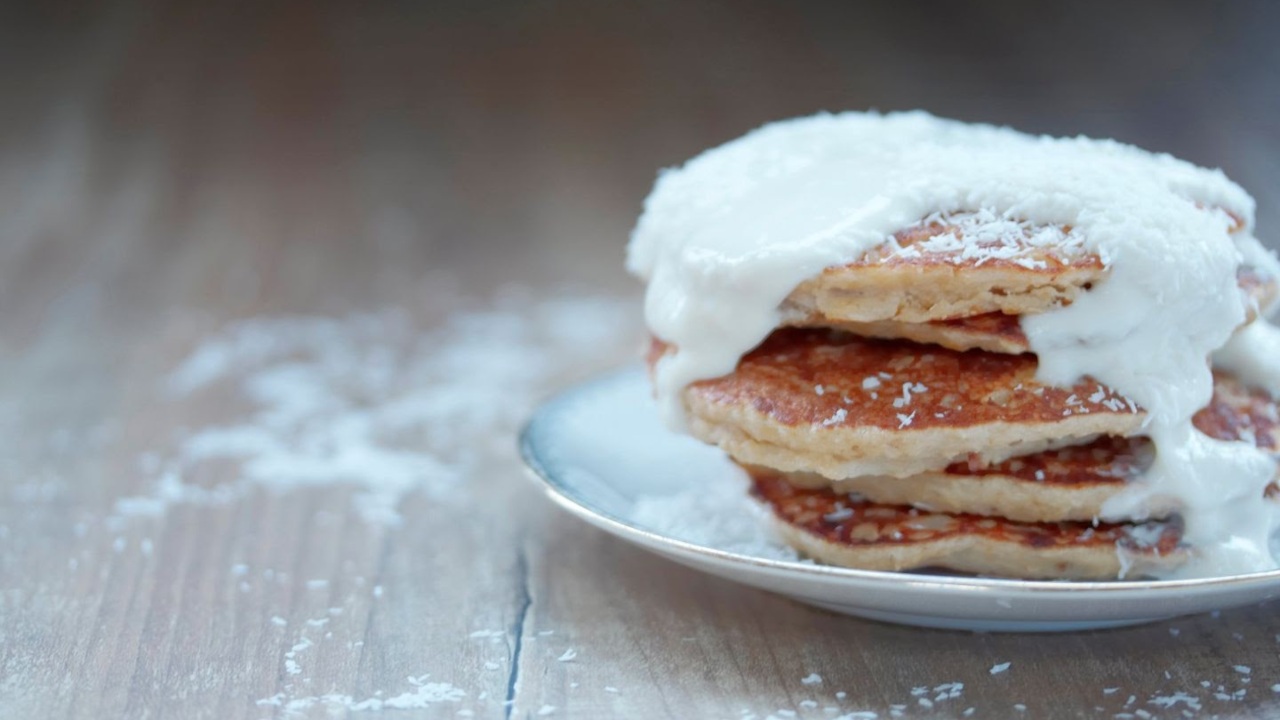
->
<box><xmin>784</xmin><ymin>267</ymin><xmax>1278</xmax><ymax>355</ymax></box>
<box><xmin>749</xmin><ymin>468</ymin><xmax>1185</xmax><ymax>579</ymax></box>
<box><xmin>666</xmin><ymin>328</ymin><xmax>1146</xmax><ymax>479</ymax></box>
<box><xmin>778</xmin><ymin>372</ymin><xmax>1280</xmax><ymax>522</ymax></box>
<box><xmin>781</xmin><ymin>208</ymin><xmax>1255</xmax><ymax>328</ymax></box>
<box><xmin>781</xmin><ymin>212</ymin><xmax>1103</xmax><ymax>326</ymax></box>
<box><xmin>790</xmin><ymin>312</ymin><xmax>1029</xmax><ymax>355</ymax></box>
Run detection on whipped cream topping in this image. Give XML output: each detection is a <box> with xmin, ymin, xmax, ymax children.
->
<box><xmin>627</xmin><ymin>111</ymin><xmax>1280</xmax><ymax>578</ymax></box>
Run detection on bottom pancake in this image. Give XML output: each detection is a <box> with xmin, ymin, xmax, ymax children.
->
<box><xmin>748</xmin><ymin>468</ymin><xmax>1185</xmax><ymax>580</ymax></box>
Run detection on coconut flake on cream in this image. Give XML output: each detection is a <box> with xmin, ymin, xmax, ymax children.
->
<box><xmin>627</xmin><ymin>110</ymin><xmax>1280</xmax><ymax>578</ymax></box>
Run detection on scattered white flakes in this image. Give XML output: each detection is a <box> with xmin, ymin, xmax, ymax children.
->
<box><xmin>1104</xmin><ymin>688</ymin><xmax>1119</xmax><ymax>695</ymax></box>
<box><xmin>836</xmin><ymin>692</ymin><xmax>847</xmax><ymax>700</ymax></box>
<box><xmin>1271</xmin><ymin>683</ymin><xmax>1280</xmax><ymax>692</ymax></box>
<box><xmin>910</xmin><ymin>687</ymin><xmax>927</xmax><ymax>697</ymax></box>
<box><xmin>836</xmin><ymin>713</ymin><xmax>877</xmax><ymax>720</ymax></box>
<box><xmin>604</xmin><ymin>686</ymin><xmax>619</xmax><ymax>694</ymax></box>
<box><xmin>800</xmin><ymin>700</ymin><xmax>819</xmax><ymax>709</ymax></box>
<box><xmin>774</xmin><ymin>711</ymin><xmax>797</xmax><ymax>719</ymax></box>
<box><xmin>457</xmin><ymin>711</ymin><xmax>474</xmax><ymax>717</ymax></box>
<box><xmin>112</xmin><ymin>537</ymin><xmax>126</xmax><ymax>553</ymax></box>
<box><xmin>896</xmin><ymin>411</ymin><xmax>915</xmax><ymax>428</ymax></box>
<box><xmin>306</xmin><ymin>618</ymin><xmax>329</xmax><ymax>628</ymax></box>
<box><xmin>1148</xmin><ymin>693</ymin><xmax>1201</xmax><ymax>710</ymax></box>
<box><xmin>933</xmin><ymin>682</ymin><xmax>963</xmax><ymax>700</ymax></box>
<box><xmin>823</xmin><ymin>507</ymin><xmax>854</xmax><ymax>522</ymax></box>
<box><xmin>822</xmin><ymin>408</ymin><xmax>848</xmax><ymax>427</ymax></box>
<box><xmin>306</xmin><ymin>579</ymin><xmax>329</xmax><ymax>590</ymax></box>
<box><xmin>570</xmin><ymin>682</ymin><xmax>579</xmax><ymax>689</ymax></box>
<box><xmin>270</xmin><ymin>616</ymin><xmax>288</xmax><ymax>627</ymax></box>
<box><xmin>892</xmin><ymin>382</ymin><xmax>927</xmax><ymax>409</ymax></box>
<box><xmin>116</xmin><ymin>296</ymin><xmax>636</xmax><ymax>530</ymax></box>
<box><xmin>815</xmin><ymin>385</ymin><xmax>825</xmax><ymax>396</ymax></box>
<box><xmin>990</xmin><ymin>661</ymin><xmax>1011</xmax><ymax>675</ymax></box>
<box><xmin>538</xmin><ymin>630</ymin><xmax>555</xmax><ymax>636</ymax></box>
<box><xmin>801</xmin><ymin>673</ymin><xmax>823</xmax><ymax>685</ymax></box>
<box><xmin>918</xmin><ymin>698</ymin><xmax>933</xmax><ymax>708</ymax></box>
<box><xmin>469</xmin><ymin>629</ymin><xmax>504</xmax><ymax>640</ymax></box>
<box><xmin>557</xmin><ymin>649</ymin><xmax>577</xmax><ymax>662</ymax></box>
<box><xmin>373</xmin><ymin>585</ymin><xmax>384</xmax><ymax>598</ymax></box>
<box><xmin>536</xmin><ymin>705</ymin><xmax>556</xmax><ymax>716</ymax></box>
<box><xmin>231</xmin><ymin>563</ymin><xmax>249</xmax><ymax>575</ymax></box>
<box><xmin>483</xmin><ymin>661</ymin><xmax>500</xmax><ymax>670</ymax></box>
<box><xmin>1235</xmin><ymin>665</ymin><xmax>1252</xmax><ymax>675</ymax></box>
<box><xmin>1014</xmin><ymin>704</ymin><xmax>1026</xmax><ymax>711</ymax></box>
<box><xmin>963</xmin><ymin>709</ymin><xmax>975</xmax><ymax>717</ymax></box>
<box><xmin>140</xmin><ymin>538</ymin><xmax>154</xmax><ymax>556</ymax></box>
<box><xmin>862</xmin><ymin>377</ymin><xmax>881</xmax><ymax>390</ymax></box>
<box><xmin>1169</xmin><ymin>627</ymin><xmax>1180</xmax><ymax>637</ymax></box>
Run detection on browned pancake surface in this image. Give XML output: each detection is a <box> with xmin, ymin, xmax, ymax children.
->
<box><xmin>780</xmin><ymin>207</ymin><xmax>1267</xmax><ymax>334</ymax></box>
<box><xmin>774</xmin><ymin>373</ymin><xmax>1279</xmax><ymax>522</ymax></box>
<box><xmin>749</xmin><ymin>470</ymin><xmax>1181</xmax><ymax>556</ymax></box>
<box><xmin>787</xmin><ymin>268</ymin><xmax>1277</xmax><ymax>354</ymax></box>
<box><xmin>683</xmin><ymin>328</ymin><xmax>1139</xmax><ymax>432</ymax></box>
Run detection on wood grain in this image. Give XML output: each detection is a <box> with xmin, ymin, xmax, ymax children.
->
<box><xmin>1</xmin><ymin>1</ymin><xmax>1279</xmax><ymax>718</ymax></box>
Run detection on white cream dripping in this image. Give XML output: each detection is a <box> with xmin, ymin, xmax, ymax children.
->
<box><xmin>627</xmin><ymin>111</ymin><xmax>1280</xmax><ymax>579</ymax></box>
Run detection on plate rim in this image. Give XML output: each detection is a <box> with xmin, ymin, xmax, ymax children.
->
<box><xmin>520</xmin><ymin>365</ymin><xmax>1280</xmax><ymax>598</ymax></box>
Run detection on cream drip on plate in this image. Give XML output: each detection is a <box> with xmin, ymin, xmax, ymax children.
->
<box><xmin>626</xmin><ymin>110</ymin><xmax>1280</xmax><ymax>579</ymax></box>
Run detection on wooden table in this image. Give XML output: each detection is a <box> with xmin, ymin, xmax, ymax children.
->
<box><xmin>3</xmin><ymin>2</ymin><xmax>1279</xmax><ymax>718</ymax></box>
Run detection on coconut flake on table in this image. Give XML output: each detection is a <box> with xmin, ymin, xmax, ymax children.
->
<box><xmin>626</xmin><ymin>110</ymin><xmax>1280</xmax><ymax>578</ymax></box>
<box><xmin>109</xmin><ymin>293</ymin><xmax>637</xmax><ymax>527</ymax></box>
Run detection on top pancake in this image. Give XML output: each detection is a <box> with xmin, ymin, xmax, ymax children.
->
<box><xmin>667</xmin><ymin>328</ymin><xmax>1146</xmax><ymax>479</ymax></box>
<box><xmin>791</xmin><ymin>267</ymin><xmax>1279</xmax><ymax>355</ymax></box>
<box><xmin>779</xmin><ymin>209</ymin><xmax>1271</xmax><ymax>339</ymax></box>
<box><xmin>782</xmin><ymin>212</ymin><xmax>1104</xmax><ymax>326</ymax></box>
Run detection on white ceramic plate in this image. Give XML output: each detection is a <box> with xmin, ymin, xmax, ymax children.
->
<box><xmin>520</xmin><ymin>367</ymin><xmax>1280</xmax><ymax>632</ymax></box>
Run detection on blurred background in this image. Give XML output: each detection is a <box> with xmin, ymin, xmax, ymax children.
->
<box><xmin>2</xmin><ymin>4</ymin><xmax>1280</xmax><ymax>716</ymax></box>
<box><xmin>1</xmin><ymin>0</ymin><xmax>1276</xmax><ymax>327</ymax></box>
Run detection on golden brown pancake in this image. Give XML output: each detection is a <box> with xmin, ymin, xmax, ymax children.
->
<box><xmin>778</xmin><ymin>372</ymin><xmax>1280</xmax><ymax>522</ymax></box>
<box><xmin>748</xmin><ymin>468</ymin><xmax>1185</xmax><ymax>579</ymax></box>
<box><xmin>662</xmin><ymin>328</ymin><xmax>1146</xmax><ymax>479</ymax></box>
<box><xmin>792</xmin><ymin>312</ymin><xmax>1030</xmax><ymax>355</ymax></box>
<box><xmin>780</xmin><ymin>208</ymin><xmax>1265</xmax><ymax>335</ymax></box>
<box><xmin>784</xmin><ymin>267</ymin><xmax>1278</xmax><ymax>355</ymax></box>
<box><xmin>782</xmin><ymin>214</ymin><xmax>1104</xmax><ymax>325</ymax></box>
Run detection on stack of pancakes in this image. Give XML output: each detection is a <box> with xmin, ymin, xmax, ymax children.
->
<box><xmin>649</xmin><ymin>211</ymin><xmax>1280</xmax><ymax>579</ymax></box>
